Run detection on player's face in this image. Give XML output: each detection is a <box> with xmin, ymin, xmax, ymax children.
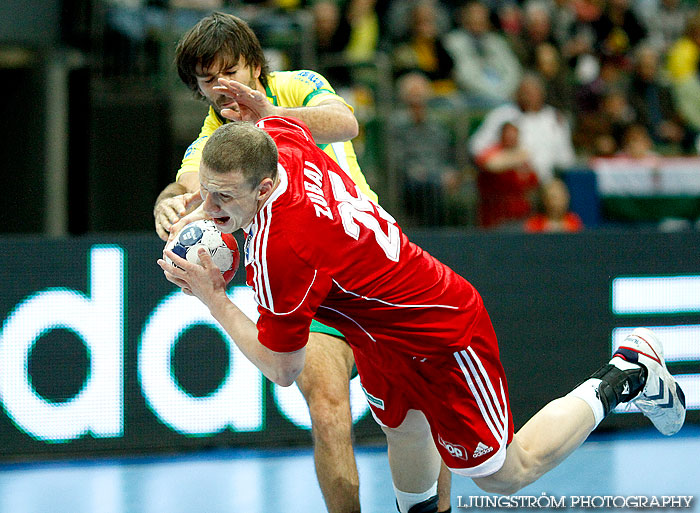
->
<box><xmin>199</xmin><ymin>164</ymin><xmax>270</xmax><ymax>233</ymax></box>
<box><xmin>195</xmin><ymin>55</ymin><xmax>261</xmax><ymax>117</ymax></box>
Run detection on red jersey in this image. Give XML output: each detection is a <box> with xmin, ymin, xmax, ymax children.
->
<box><xmin>245</xmin><ymin>118</ymin><xmax>513</xmax><ymax>473</ymax></box>
<box><xmin>244</xmin><ymin>117</ymin><xmax>482</xmax><ymax>360</ymax></box>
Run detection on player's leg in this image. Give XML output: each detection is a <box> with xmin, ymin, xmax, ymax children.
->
<box><xmin>436</xmin><ymin>462</ymin><xmax>452</xmax><ymax>513</ymax></box>
<box><xmin>471</xmin><ymin>328</ymin><xmax>686</xmax><ymax>494</ymax></box>
<box><xmin>295</xmin><ymin>330</ymin><xmax>360</xmax><ymax>513</ymax></box>
<box><xmin>471</xmin><ymin>395</ymin><xmax>595</xmax><ymax>494</ymax></box>
<box><xmin>381</xmin><ymin>409</ymin><xmax>442</xmax><ymax>513</ymax></box>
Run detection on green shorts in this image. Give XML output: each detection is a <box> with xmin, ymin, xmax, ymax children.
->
<box><xmin>309</xmin><ymin>319</ymin><xmax>358</xmax><ymax>379</ymax></box>
<box><xmin>310</xmin><ymin>318</ymin><xmax>345</xmax><ymax>338</ymax></box>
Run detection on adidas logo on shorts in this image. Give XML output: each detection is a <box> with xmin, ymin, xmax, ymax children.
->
<box><xmin>472</xmin><ymin>442</ymin><xmax>493</xmax><ymax>458</ymax></box>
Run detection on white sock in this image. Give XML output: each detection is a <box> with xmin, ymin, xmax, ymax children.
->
<box><xmin>394</xmin><ymin>481</ymin><xmax>438</xmax><ymax>513</ymax></box>
<box><xmin>611</xmin><ymin>355</ymin><xmax>642</xmax><ymax>372</ymax></box>
<box><xmin>567</xmin><ymin>378</ymin><xmax>605</xmax><ymax>428</ymax></box>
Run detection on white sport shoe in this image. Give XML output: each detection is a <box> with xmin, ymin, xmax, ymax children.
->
<box><xmin>615</xmin><ymin>328</ymin><xmax>686</xmax><ymax>436</ymax></box>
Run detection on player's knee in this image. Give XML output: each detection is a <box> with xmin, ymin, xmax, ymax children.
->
<box><xmin>306</xmin><ymin>392</ymin><xmax>353</xmax><ymax>442</ymax></box>
<box><xmin>470</xmin><ymin>443</ymin><xmax>537</xmax><ymax>495</ymax></box>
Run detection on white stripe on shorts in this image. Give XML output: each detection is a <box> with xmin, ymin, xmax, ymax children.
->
<box><xmin>454</xmin><ymin>348</ymin><xmax>508</xmax><ymax>447</ymax></box>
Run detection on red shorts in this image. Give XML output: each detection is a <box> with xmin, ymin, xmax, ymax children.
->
<box><xmin>353</xmin><ymin>302</ymin><xmax>514</xmax><ymax>478</ymax></box>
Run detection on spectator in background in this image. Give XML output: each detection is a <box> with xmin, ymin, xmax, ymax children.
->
<box><xmin>592</xmin><ymin>0</ymin><xmax>647</xmax><ymax>66</ymax></box>
<box><xmin>343</xmin><ymin>0</ymin><xmax>380</xmax><ymax>65</ymax></box>
<box><xmin>525</xmin><ymin>177</ymin><xmax>584</xmax><ymax>232</ymax></box>
<box><xmin>312</xmin><ymin>0</ymin><xmax>381</xmax><ymax>88</ymax></box>
<box><xmin>574</xmin><ymin>52</ymin><xmax>630</xmax><ymax>114</ymax></box>
<box><xmin>103</xmin><ymin>0</ymin><xmax>225</xmax><ymax>77</ymax></box>
<box><xmin>469</xmin><ymin>73</ymin><xmax>577</xmax><ymax>184</ymax></box>
<box><xmin>617</xmin><ymin>123</ymin><xmax>659</xmax><ymax>158</ymax></box>
<box><xmin>390</xmin><ymin>72</ymin><xmax>459</xmax><ymax>226</ymax></box>
<box><xmin>510</xmin><ymin>2</ymin><xmax>558</xmax><ymax>69</ymax></box>
<box><xmin>392</xmin><ymin>0</ymin><xmax>459</xmax><ymax>103</ymax></box>
<box><xmin>572</xmin><ymin>54</ymin><xmax>631</xmax><ymax>153</ymax></box>
<box><xmin>312</xmin><ymin>0</ymin><xmax>353</xmax><ymax>87</ymax></box>
<box><xmin>636</xmin><ymin>0</ymin><xmax>694</xmax><ymax>54</ymax></box>
<box><xmin>474</xmin><ymin>121</ymin><xmax>539</xmax><ymax>228</ymax></box>
<box><xmin>494</xmin><ymin>2</ymin><xmax>523</xmax><ymax>40</ymax></box>
<box><xmin>666</xmin><ymin>11</ymin><xmax>700</xmax><ymax>142</ymax></box>
<box><xmin>527</xmin><ymin>0</ymin><xmax>578</xmax><ymax>51</ymax></box>
<box><xmin>628</xmin><ymin>44</ymin><xmax>691</xmax><ymax>153</ymax></box>
<box><xmin>575</xmin><ymin>88</ymin><xmax>636</xmax><ymax>157</ymax></box>
<box><xmin>559</xmin><ymin>0</ymin><xmax>601</xmax><ymax>70</ymax></box>
<box><xmin>385</xmin><ymin>0</ymin><xmax>452</xmax><ymax>45</ymax></box>
<box><xmin>534</xmin><ymin>42</ymin><xmax>576</xmax><ymax>117</ymax></box>
<box><xmin>443</xmin><ymin>1</ymin><xmax>522</xmax><ymax>109</ymax></box>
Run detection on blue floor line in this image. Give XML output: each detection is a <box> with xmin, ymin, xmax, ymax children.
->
<box><xmin>1</xmin><ymin>424</ymin><xmax>697</xmax><ymax>472</ymax></box>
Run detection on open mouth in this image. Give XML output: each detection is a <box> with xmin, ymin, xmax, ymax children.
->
<box><xmin>212</xmin><ymin>216</ymin><xmax>230</xmax><ymax>226</ymax></box>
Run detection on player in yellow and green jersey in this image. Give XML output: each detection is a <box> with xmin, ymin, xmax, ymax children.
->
<box><xmin>152</xmin><ymin>12</ymin><xmax>453</xmax><ymax>513</ymax></box>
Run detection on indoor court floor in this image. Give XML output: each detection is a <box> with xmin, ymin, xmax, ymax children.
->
<box><xmin>0</xmin><ymin>426</ymin><xmax>697</xmax><ymax>513</ymax></box>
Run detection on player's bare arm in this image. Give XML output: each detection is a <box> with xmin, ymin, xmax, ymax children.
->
<box><xmin>153</xmin><ymin>174</ymin><xmax>201</xmax><ymax>241</ymax></box>
<box><xmin>215</xmin><ymin>78</ymin><xmax>358</xmax><ymax>143</ymax></box>
<box><xmin>159</xmin><ymin>248</ymin><xmax>306</xmax><ymax>387</ymax></box>
<box><xmin>281</xmin><ymin>99</ymin><xmax>359</xmax><ymax>144</ymax></box>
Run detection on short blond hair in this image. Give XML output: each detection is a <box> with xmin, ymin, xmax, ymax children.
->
<box><xmin>202</xmin><ymin>122</ymin><xmax>278</xmax><ymax>188</ymax></box>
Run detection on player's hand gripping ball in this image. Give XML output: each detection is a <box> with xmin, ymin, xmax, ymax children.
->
<box><xmin>165</xmin><ymin>220</ymin><xmax>240</xmax><ymax>284</ymax></box>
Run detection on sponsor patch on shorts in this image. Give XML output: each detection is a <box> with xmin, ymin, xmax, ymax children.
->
<box><xmin>438</xmin><ymin>433</ymin><xmax>469</xmax><ymax>461</ymax></box>
<box><xmin>361</xmin><ymin>386</ymin><xmax>385</xmax><ymax>410</ymax></box>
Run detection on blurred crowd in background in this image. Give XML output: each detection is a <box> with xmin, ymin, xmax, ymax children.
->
<box><xmin>92</xmin><ymin>0</ymin><xmax>700</xmax><ymax>229</ymax></box>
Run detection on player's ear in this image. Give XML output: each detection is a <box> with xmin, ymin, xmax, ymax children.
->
<box><xmin>257</xmin><ymin>177</ymin><xmax>275</xmax><ymax>199</ymax></box>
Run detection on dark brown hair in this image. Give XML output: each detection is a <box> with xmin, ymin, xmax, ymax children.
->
<box><xmin>176</xmin><ymin>12</ymin><xmax>270</xmax><ymax>96</ymax></box>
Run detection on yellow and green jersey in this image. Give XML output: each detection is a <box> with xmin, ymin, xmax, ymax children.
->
<box><xmin>176</xmin><ymin>69</ymin><xmax>377</xmax><ymax>202</ymax></box>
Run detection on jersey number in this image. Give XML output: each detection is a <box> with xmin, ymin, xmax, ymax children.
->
<box><xmin>328</xmin><ymin>170</ymin><xmax>400</xmax><ymax>261</ymax></box>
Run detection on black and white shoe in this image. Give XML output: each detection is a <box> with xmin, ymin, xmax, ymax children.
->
<box><xmin>396</xmin><ymin>495</ymin><xmax>439</xmax><ymax>513</ymax></box>
<box><xmin>615</xmin><ymin>328</ymin><xmax>686</xmax><ymax>436</ymax></box>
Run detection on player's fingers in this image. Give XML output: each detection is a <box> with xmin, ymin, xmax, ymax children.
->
<box><xmin>183</xmin><ymin>191</ymin><xmax>203</xmax><ymax>211</ymax></box>
<box><xmin>161</xmin><ymin>250</ymin><xmax>192</xmax><ymax>272</ymax></box>
<box><xmin>220</xmin><ymin>107</ymin><xmax>242</xmax><ymax>122</ymax></box>
<box><xmin>155</xmin><ymin>221</ymin><xmax>169</xmax><ymax>242</ymax></box>
<box><xmin>158</xmin><ymin>263</ymin><xmax>188</xmax><ymax>289</ymax></box>
<box><xmin>217</xmin><ymin>78</ymin><xmax>250</xmax><ymax>93</ymax></box>
<box><xmin>249</xmin><ymin>89</ymin><xmax>265</xmax><ymax>104</ymax></box>
<box><xmin>213</xmin><ymin>80</ymin><xmax>241</xmax><ymax>96</ymax></box>
<box><xmin>156</xmin><ymin>200</ymin><xmax>184</xmax><ymax>225</ymax></box>
<box><xmin>228</xmin><ymin>88</ymin><xmax>264</xmax><ymax>112</ymax></box>
<box><xmin>238</xmin><ymin>104</ymin><xmax>261</xmax><ymax>123</ymax></box>
<box><xmin>168</xmin><ymin>219</ymin><xmax>187</xmax><ymax>243</ymax></box>
<box><xmin>156</xmin><ymin>211</ymin><xmax>182</xmax><ymax>243</ymax></box>
<box><xmin>168</xmin><ymin>210</ymin><xmax>208</xmax><ymax>243</ymax></box>
<box><xmin>197</xmin><ymin>247</ymin><xmax>215</xmax><ymax>269</ymax></box>
<box><xmin>158</xmin><ymin>257</ymin><xmax>176</xmax><ymax>274</ymax></box>
<box><xmin>163</xmin><ymin>208</ymin><xmax>182</xmax><ymax>227</ymax></box>
<box><xmin>212</xmin><ymin>86</ymin><xmax>234</xmax><ymax>98</ymax></box>
<box><xmin>155</xmin><ymin>212</ymin><xmax>174</xmax><ymax>240</ymax></box>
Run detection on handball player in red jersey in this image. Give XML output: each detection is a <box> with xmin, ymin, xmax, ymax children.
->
<box><xmin>159</xmin><ymin>116</ymin><xmax>685</xmax><ymax>513</ymax></box>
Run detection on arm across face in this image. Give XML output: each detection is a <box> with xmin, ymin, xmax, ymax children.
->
<box><xmin>214</xmin><ymin>78</ymin><xmax>358</xmax><ymax>143</ymax></box>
